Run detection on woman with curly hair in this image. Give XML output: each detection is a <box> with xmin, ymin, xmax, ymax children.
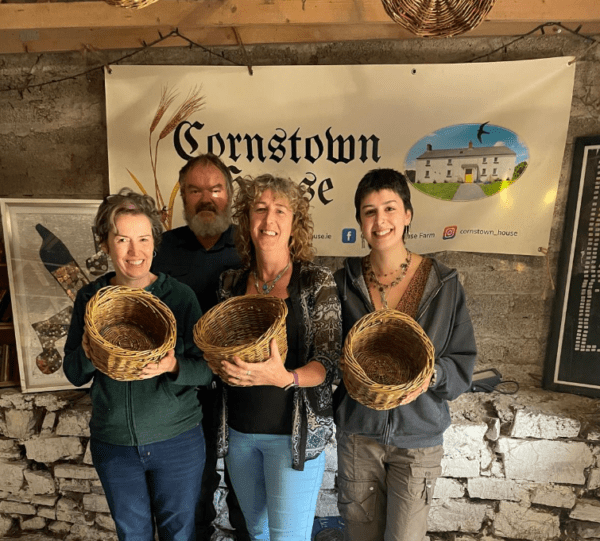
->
<box><xmin>210</xmin><ymin>174</ymin><xmax>342</xmax><ymax>541</ymax></box>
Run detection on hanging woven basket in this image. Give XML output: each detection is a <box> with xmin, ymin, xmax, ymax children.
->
<box><xmin>103</xmin><ymin>0</ymin><xmax>159</xmax><ymax>9</ymax></box>
<box><xmin>381</xmin><ymin>0</ymin><xmax>497</xmax><ymax>38</ymax></box>
<box><xmin>342</xmin><ymin>309</ymin><xmax>435</xmax><ymax>410</ymax></box>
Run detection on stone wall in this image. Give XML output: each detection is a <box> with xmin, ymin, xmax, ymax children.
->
<box><xmin>430</xmin><ymin>389</ymin><xmax>600</xmax><ymax>541</ymax></box>
<box><xmin>1</xmin><ymin>385</ymin><xmax>599</xmax><ymax>540</ymax></box>
<box><xmin>0</xmin><ymin>390</ymin><xmax>115</xmax><ymax>541</ymax></box>
<box><xmin>1</xmin><ymin>30</ymin><xmax>600</xmax><ymax>541</ymax></box>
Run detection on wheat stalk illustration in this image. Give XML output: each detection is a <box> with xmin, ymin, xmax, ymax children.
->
<box><xmin>146</xmin><ymin>85</ymin><xmax>206</xmax><ymax>229</ymax></box>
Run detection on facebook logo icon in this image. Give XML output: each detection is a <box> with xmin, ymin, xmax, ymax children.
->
<box><xmin>342</xmin><ymin>229</ymin><xmax>356</xmax><ymax>243</ymax></box>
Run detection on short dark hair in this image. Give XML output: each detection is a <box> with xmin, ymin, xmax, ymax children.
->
<box><xmin>354</xmin><ymin>169</ymin><xmax>414</xmax><ymax>239</ymax></box>
<box><xmin>95</xmin><ymin>188</ymin><xmax>163</xmax><ymax>247</ymax></box>
<box><xmin>178</xmin><ymin>153</ymin><xmax>234</xmax><ymax>199</ymax></box>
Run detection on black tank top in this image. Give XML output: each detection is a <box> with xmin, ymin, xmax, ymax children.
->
<box><xmin>227</xmin><ymin>297</ymin><xmax>300</xmax><ymax>435</ymax></box>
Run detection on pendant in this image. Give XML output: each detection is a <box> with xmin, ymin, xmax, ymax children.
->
<box><xmin>254</xmin><ymin>260</ymin><xmax>291</xmax><ymax>296</ymax></box>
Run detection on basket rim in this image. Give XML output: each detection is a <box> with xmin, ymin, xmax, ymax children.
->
<box><xmin>342</xmin><ymin>308</ymin><xmax>435</xmax><ymax>389</ymax></box>
<box><xmin>84</xmin><ymin>284</ymin><xmax>177</xmax><ymax>358</ymax></box>
<box><xmin>194</xmin><ymin>294</ymin><xmax>288</xmax><ymax>352</ymax></box>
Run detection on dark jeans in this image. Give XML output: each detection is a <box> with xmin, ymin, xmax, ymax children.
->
<box><xmin>197</xmin><ymin>384</ymin><xmax>249</xmax><ymax>541</ymax></box>
<box><xmin>91</xmin><ymin>424</ymin><xmax>206</xmax><ymax>541</ymax></box>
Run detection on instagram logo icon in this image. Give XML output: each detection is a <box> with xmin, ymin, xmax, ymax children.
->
<box><xmin>443</xmin><ymin>226</ymin><xmax>457</xmax><ymax>240</ymax></box>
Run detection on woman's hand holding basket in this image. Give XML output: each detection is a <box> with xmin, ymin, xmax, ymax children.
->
<box><xmin>220</xmin><ymin>339</ymin><xmax>292</xmax><ymax>388</ymax></box>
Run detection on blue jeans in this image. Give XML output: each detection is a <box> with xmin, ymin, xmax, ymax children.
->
<box><xmin>90</xmin><ymin>424</ymin><xmax>206</xmax><ymax>541</ymax></box>
<box><xmin>225</xmin><ymin>427</ymin><xmax>325</xmax><ymax>541</ymax></box>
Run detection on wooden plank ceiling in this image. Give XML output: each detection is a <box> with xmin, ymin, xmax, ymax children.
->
<box><xmin>0</xmin><ymin>0</ymin><xmax>599</xmax><ymax>54</ymax></box>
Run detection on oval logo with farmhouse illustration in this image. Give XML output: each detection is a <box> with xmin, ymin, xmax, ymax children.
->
<box><xmin>404</xmin><ymin>123</ymin><xmax>529</xmax><ymax>201</ymax></box>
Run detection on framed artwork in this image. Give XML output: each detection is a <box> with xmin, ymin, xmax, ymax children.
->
<box><xmin>543</xmin><ymin>136</ymin><xmax>600</xmax><ymax>398</ymax></box>
<box><xmin>0</xmin><ymin>199</ymin><xmax>110</xmax><ymax>392</ymax></box>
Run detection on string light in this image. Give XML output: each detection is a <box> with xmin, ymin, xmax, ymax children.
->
<box><xmin>1</xmin><ymin>23</ymin><xmax>597</xmax><ymax>94</ymax></box>
<box><xmin>0</xmin><ymin>28</ymin><xmax>250</xmax><ymax>94</ymax></box>
<box><xmin>465</xmin><ymin>22</ymin><xmax>597</xmax><ymax>64</ymax></box>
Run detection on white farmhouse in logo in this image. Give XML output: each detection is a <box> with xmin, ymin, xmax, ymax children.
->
<box><xmin>415</xmin><ymin>141</ymin><xmax>517</xmax><ymax>184</ymax></box>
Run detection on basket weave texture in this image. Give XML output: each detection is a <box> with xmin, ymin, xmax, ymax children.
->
<box><xmin>194</xmin><ymin>295</ymin><xmax>288</xmax><ymax>370</ymax></box>
<box><xmin>342</xmin><ymin>309</ymin><xmax>435</xmax><ymax>410</ymax></box>
<box><xmin>84</xmin><ymin>285</ymin><xmax>177</xmax><ymax>381</ymax></box>
<box><xmin>103</xmin><ymin>0</ymin><xmax>159</xmax><ymax>9</ymax></box>
<box><xmin>381</xmin><ymin>0</ymin><xmax>497</xmax><ymax>38</ymax></box>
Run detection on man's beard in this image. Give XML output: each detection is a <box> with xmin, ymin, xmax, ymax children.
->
<box><xmin>184</xmin><ymin>202</ymin><xmax>232</xmax><ymax>238</ymax></box>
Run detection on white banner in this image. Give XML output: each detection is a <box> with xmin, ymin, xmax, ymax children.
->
<box><xmin>106</xmin><ymin>60</ymin><xmax>575</xmax><ymax>257</ymax></box>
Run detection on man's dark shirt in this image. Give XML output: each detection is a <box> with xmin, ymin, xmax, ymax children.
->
<box><xmin>152</xmin><ymin>225</ymin><xmax>241</xmax><ymax>314</ymax></box>
<box><xmin>151</xmin><ymin>224</ymin><xmax>247</xmax><ymax>540</ymax></box>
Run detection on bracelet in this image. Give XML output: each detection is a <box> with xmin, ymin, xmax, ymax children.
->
<box><xmin>283</xmin><ymin>370</ymin><xmax>299</xmax><ymax>391</ymax></box>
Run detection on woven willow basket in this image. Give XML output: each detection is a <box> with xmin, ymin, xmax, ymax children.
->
<box><xmin>381</xmin><ymin>0</ymin><xmax>497</xmax><ymax>38</ymax></box>
<box><xmin>103</xmin><ymin>0</ymin><xmax>159</xmax><ymax>9</ymax></box>
<box><xmin>84</xmin><ymin>285</ymin><xmax>177</xmax><ymax>381</ymax></box>
<box><xmin>194</xmin><ymin>295</ymin><xmax>288</xmax><ymax>369</ymax></box>
<box><xmin>342</xmin><ymin>309</ymin><xmax>435</xmax><ymax>410</ymax></box>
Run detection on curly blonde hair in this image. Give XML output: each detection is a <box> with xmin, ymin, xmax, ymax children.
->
<box><xmin>233</xmin><ymin>174</ymin><xmax>315</xmax><ymax>267</ymax></box>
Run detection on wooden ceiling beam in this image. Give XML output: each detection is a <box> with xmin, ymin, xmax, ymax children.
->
<box><xmin>2</xmin><ymin>0</ymin><xmax>599</xmax><ymax>31</ymax></box>
<box><xmin>2</xmin><ymin>22</ymin><xmax>600</xmax><ymax>56</ymax></box>
<box><xmin>0</xmin><ymin>0</ymin><xmax>598</xmax><ymax>55</ymax></box>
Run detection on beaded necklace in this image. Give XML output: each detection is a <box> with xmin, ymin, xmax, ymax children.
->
<box><xmin>365</xmin><ymin>251</ymin><xmax>412</xmax><ymax>309</ymax></box>
<box><xmin>253</xmin><ymin>261</ymin><xmax>291</xmax><ymax>295</ymax></box>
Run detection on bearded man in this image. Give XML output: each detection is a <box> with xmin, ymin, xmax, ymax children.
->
<box><xmin>152</xmin><ymin>153</ymin><xmax>247</xmax><ymax>541</ymax></box>
<box><xmin>153</xmin><ymin>153</ymin><xmax>241</xmax><ymax>314</ymax></box>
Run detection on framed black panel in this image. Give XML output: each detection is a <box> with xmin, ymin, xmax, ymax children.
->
<box><xmin>544</xmin><ymin>136</ymin><xmax>600</xmax><ymax>398</ymax></box>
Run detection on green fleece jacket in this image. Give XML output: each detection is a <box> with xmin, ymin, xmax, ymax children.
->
<box><xmin>64</xmin><ymin>272</ymin><xmax>212</xmax><ymax>446</ymax></box>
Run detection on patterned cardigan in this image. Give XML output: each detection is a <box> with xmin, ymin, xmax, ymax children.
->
<box><xmin>217</xmin><ymin>260</ymin><xmax>342</xmax><ymax>471</ymax></box>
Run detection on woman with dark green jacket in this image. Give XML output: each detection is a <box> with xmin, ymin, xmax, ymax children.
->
<box><xmin>64</xmin><ymin>188</ymin><xmax>212</xmax><ymax>541</ymax></box>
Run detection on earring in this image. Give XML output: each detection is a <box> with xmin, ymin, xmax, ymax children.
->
<box><xmin>360</xmin><ymin>233</ymin><xmax>370</xmax><ymax>250</ymax></box>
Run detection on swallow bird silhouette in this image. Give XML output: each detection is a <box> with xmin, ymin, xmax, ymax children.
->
<box><xmin>477</xmin><ymin>121</ymin><xmax>490</xmax><ymax>144</ymax></box>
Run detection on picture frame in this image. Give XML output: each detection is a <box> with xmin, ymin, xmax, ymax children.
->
<box><xmin>543</xmin><ymin>136</ymin><xmax>600</xmax><ymax>398</ymax></box>
<box><xmin>0</xmin><ymin>199</ymin><xmax>109</xmax><ymax>392</ymax></box>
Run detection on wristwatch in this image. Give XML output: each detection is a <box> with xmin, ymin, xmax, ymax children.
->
<box><xmin>283</xmin><ymin>370</ymin><xmax>299</xmax><ymax>391</ymax></box>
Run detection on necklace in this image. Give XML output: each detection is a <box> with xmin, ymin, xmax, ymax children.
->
<box><xmin>365</xmin><ymin>251</ymin><xmax>412</xmax><ymax>309</ymax></box>
<box><xmin>253</xmin><ymin>261</ymin><xmax>291</xmax><ymax>295</ymax></box>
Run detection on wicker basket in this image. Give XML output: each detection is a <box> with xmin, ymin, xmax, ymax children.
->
<box><xmin>103</xmin><ymin>0</ymin><xmax>159</xmax><ymax>9</ymax></box>
<box><xmin>84</xmin><ymin>285</ymin><xmax>177</xmax><ymax>381</ymax></box>
<box><xmin>194</xmin><ymin>295</ymin><xmax>288</xmax><ymax>369</ymax></box>
<box><xmin>381</xmin><ymin>0</ymin><xmax>497</xmax><ymax>38</ymax></box>
<box><xmin>342</xmin><ymin>309</ymin><xmax>434</xmax><ymax>410</ymax></box>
